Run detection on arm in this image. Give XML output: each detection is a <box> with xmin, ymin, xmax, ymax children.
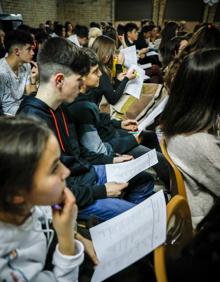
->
<box><xmin>51</xmin><ymin>188</ymin><xmax>84</xmax><ymax>281</ymax></box>
<box><xmin>99</xmin><ymin>72</ymin><xmax>129</xmax><ymax>105</ymax></box>
<box><xmin>25</xmin><ymin>61</ymin><xmax>39</xmax><ymax>95</ymax></box>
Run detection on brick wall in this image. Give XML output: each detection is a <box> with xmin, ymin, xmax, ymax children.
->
<box><xmin>1</xmin><ymin>0</ymin><xmax>219</xmax><ymax>28</ymax></box>
<box><xmin>1</xmin><ymin>0</ymin><xmax>113</xmax><ymax>27</ymax></box>
<box><xmin>59</xmin><ymin>0</ymin><xmax>113</xmax><ymax>26</ymax></box>
<box><xmin>1</xmin><ymin>0</ymin><xmax>58</xmax><ymax>27</ymax></box>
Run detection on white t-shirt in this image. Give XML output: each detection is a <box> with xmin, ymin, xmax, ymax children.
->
<box><xmin>0</xmin><ymin>57</ymin><xmax>31</xmax><ymax>115</ymax></box>
<box><xmin>68</xmin><ymin>34</ymin><xmax>81</xmax><ymax>47</ymax></box>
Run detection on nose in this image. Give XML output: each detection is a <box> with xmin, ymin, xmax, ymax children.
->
<box><xmin>60</xmin><ymin>162</ymin><xmax>70</xmax><ymax>180</ymax></box>
<box><xmin>98</xmin><ymin>69</ymin><xmax>102</xmax><ymax>77</ymax></box>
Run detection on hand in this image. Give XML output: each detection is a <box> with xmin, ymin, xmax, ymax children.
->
<box><xmin>117</xmin><ymin>71</ymin><xmax>127</xmax><ymax>81</ymax></box>
<box><xmin>118</xmin><ymin>34</ymin><xmax>127</xmax><ymax>48</ymax></box>
<box><xmin>113</xmin><ymin>154</ymin><xmax>133</xmax><ymax>163</ymax></box>
<box><xmin>105</xmin><ymin>182</ymin><xmax>128</xmax><ymax>197</ymax></box>
<box><xmin>125</xmin><ymin>68</ymin><xmax>137</xmax><ymax>80</ymax></box>
<box><xmin>76</xmin><ymin>233</ymin><xmax>99</xmax><ymax>265</ymax></box>
<box><xmin>30</xmin><ymin>61</ymin><xmax>39</xmax><ymax>84</ymax></box>
<box><xmin>121</xmin><ymin>119</ymin><xmax>138</xmax><ymax>131</ymax></box>
<box><xmin>52</xmin><ymin>188</ymin><xmax>77</xmax><ymax>255</ymax></box>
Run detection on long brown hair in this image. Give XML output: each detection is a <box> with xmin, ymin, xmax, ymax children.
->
<box><xmin>91</xmin><ymin>35</ymin><xmax>116</xmax><ymax>77</ymax></box>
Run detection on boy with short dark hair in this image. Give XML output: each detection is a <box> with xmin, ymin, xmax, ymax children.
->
<box><xmin>0</xmin><ymin>29</ymin><xmax>38</xmax><ymax>115</ymax></box>
<box><xmin>18</xmin><ymin>37</ymin><xmax>138</xmax><ymax>222</ymax></box>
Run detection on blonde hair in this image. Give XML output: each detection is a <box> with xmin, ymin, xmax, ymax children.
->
<box><xmin>88</xmin><ymin>27</ymin><xmax>102</xmax><ymax>48</ymax></box>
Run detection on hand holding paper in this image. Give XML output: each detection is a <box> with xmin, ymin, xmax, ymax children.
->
<box><xmin>121</xmin><ymin>119</ymin><xmax>138</xmax><ymax>131</ymax></box>
<box><xmin>105</xmin><ymin>149</ymin><xmax>158</xmax><ymax>183</ymax></box>
<box><xmin>105</xmin><ymin>182</ymin><xmax>128</xmax><ymax>197</ymax></box>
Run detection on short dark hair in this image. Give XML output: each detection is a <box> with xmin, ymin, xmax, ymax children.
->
<box><xmin>75</xmin><ymin>25</ymin><xmax>89</xmax><ymax>38</ymax></box>
<box><xmin>124</xmin><ymin>23</ymin><xmax>139</xmax><ymax>34</ymax></box>
<box><xmin>0</xmin><ymin>115</ymin><xmax>52</xmax><ymax>215</ymax></box>
<box><xmin>4</xmin><ymin>29</ymin><xmax>34</xmax><ymax>53</ymax></box>
<box><xmin>83</xmin><ymin>48</ymin><xmax>98</xmax><ymax>67</ymax></box>
<box><xmin>37</xmin><ymin>37</ymin><xmax>90</xmax><ymax>83</ymax></box>
<box><xmin>160</xmin><ymin>48</ymin><xmax>220</xmax><ymax>137</ymax></box>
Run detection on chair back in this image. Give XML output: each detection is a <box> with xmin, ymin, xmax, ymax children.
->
<box><xmin>160</xmin><ymin>138</ymin><xmax>187</xmax><ymax>199</ymax></box>
<box><xmin>154</xmin><ymin>195</ymin><xmax>194</xmax><ymax>282</ymax></box>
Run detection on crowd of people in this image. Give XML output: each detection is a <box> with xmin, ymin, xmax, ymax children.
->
<box><xmin>0</xmin><ymin>17</ymin><xmax>219</xmax><ymax>281</ymax></box>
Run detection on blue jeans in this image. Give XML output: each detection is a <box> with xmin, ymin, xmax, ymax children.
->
<box><xmin>78</xmin><ymin>198</ymin><xmax>135</xmax><ymax>221</ymax></box>
<box><xmin>78</xmin><ymin>165</ymin><xmax>154</xmax><ymax>221</ymax></box>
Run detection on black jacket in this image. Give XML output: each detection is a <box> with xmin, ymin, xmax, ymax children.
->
<box><xmin>67</xmin><ymin>94</ymin><xmax>138</xmax><ymax>155</ymax></box>
<box><xmin>17</xmin><ymin>95</ymin><xmax>107</xmax><ymax>208</ymax></box>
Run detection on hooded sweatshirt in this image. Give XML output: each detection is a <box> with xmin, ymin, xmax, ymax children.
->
<box><xmin>17</xmin><ymin>96</ymin><xmax>107</xmax><ymax>208</ymax></box>
<box><xmin>0</xmin><ymin>208</ymin><xmax>84</xmax><ymax>282</ymax></box>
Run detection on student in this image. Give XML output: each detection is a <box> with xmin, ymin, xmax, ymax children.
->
<box><xmin>0</xmin><ymin>116</ymin><xmax>84</xmax><ymax>281</ymax></box>
<box><xmin>90</xmin><ymin>35</ymin><xmax>136</xmax><ymax>106</ymax></box>
<box><xmin>0</xmin><ymin>29</ymin><xmax>38</xmax><ymax>115</ymax></box>
<box><xmin>159</xmin><ymin>21</ymin><xmax>178</xmax><ymax>68</ymax></box>
<box><xmin>68</xmin><ymin>25</ymin><xmax>89</xmax><ymax>47</ymax></box>
<box><xmin>67</xmin><ymin>48</ymin><xmax>170</xmax><ymax>188</ymax></box>
<box><xmin>18</xmin><ymin>37</ymin><xmax>145</xmax><ymax>222</ymax></box>
<box><xmin>165</xmin><ymin>24</ymin><xmax>220</xmax><ymax>91</ymax></box>
<box><xmin>160</xmin><ymin>49</ymin><xmax>220</xmax><ymax>227</ymax></box>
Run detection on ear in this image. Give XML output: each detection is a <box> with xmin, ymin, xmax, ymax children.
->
<box><xmin>11</xmin><ymin>195</ymin><xmax>25</xmax><ymax>205</ymax></box>
<box><xmin>14</xmin><ymin>47</ymin><xmax>20</xmax><ymax>56</ymax></box>
<box><xmin>54</xmin><ymin>73</ymin><xmax>64</xmax><ymax>89</ymax></box>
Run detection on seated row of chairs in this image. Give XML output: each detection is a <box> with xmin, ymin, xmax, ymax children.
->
<box><xmin>154</xmin><ymin>138</ymin><xmax>193</xmax><ymax>282</ymax></box>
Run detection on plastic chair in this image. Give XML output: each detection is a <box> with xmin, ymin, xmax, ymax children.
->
<box><xmin>154</xmin><ymin>195</ymin><xmax>194</xmax><ymax>282</ymax></box>
<box><xmin>160</xmin><ymin>138</ymin><xmax>187</xmax><ymax>199</ymax></box>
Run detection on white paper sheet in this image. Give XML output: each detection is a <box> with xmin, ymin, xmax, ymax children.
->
<box><xmin>120</xmin><ymin>45</ymin><xmax>138</xmax><ymax>68</ymax></box>
<box><xmin>146</xmin><ymin>50</ymin><xmax>158</xmax><ymax>57</ymax></box>
<box><xmin>139</xmin><ymin>63</ymin><xmax>152</xmax><ymax>69</ymax></box>
<box><xmin>90</xmin><ymin>190</ymin><xmax>167</xmax><ymax>282</ymax></box>
<box><xmin>105</xmin><ymin>149</ymin><xmax>158</xmax><ymax>183</ymax></box>
<box><xmin>138</xmin><ymin>96</ymin><xmax>169</xmax><ymax>133</ymax></box>
<box><xmin>123</xmin><ymin>65</ymin><xmax>145</xmax><ymax>99</ymax></box>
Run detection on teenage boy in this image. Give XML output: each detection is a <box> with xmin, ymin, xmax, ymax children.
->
<box><xmin>0</xmin><ymin>29</ymin><xmax>38</xmax><ymax>115</ymax></box>
<box><xmin>68</xmin><ymin>25</ymin><xmax>89</xmax><ymax>47</ymax></box>
<box><xmin>67</xmin><ymin>48</ymin><xmax>169</xmax><ymax>188</ymax></box>
<box><xmin>18</xmin><ymin>37</ymin><xmax>143</xmax><ymax>222</ymax></box>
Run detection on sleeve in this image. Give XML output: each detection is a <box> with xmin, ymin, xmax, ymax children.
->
<box><xmin>79</xmin><ymin>143</ymin><xmax>114</xmax><ymax>165</ymax></box>
<box><xmin>70</xmin><ymin>102</ymin><xmax>114</xmax><ymax>164</ymax></box>
<box><xmin>0</xmin><ymin>240</ymin><xmax>84</xmax><ymax>282</ymax></box>
<box><xmin>67</xmin><ymin>176</ymin><xmax>107</xmax><ymax>209</ymax></box>
<box><xmin>79</xmin><ymin>124</ymin><xmax>114</xmax><ymax>156</ymax></box>
<box><xmin>52</xmin><ymin>240</ymin><xmax>84</xmax><ymax>282</ymax></box>
<box><xmin>111</xmin><ymin>118</ymin><xmax>122</xmax><ymax>129</ymax></box>
<box><xmin>99</xmin><ymin>73</ymin><xmax>129</xmax><ymax>105</ymax></box>
<box><xmin>31</xmin><ymin>241</ymin><xmax>84</xmax><ymax>282</ymax></box>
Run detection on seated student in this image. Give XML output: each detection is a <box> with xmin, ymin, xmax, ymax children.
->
<box><xmin>67</xmin><ymin>48</ymin><xmax>170</xmax><ymax>188</ymax></box>
<box><xmin>0</xmin><ymin>116</ymin><xmax>84</xmax><ymax>281</ymax></box>
<box><xmin>90</xmin><ymin>35</ymin><xmax>136</xmax><ymax>106</ymax></box>
<box><xmin>68</xmin><ymin>25</ymin><xmax>89</xmax><ymax>48</ymax></box>
<box><xmin>0</xmin><ymin>29</ymin><xmax>38</xmax><ymax>115</ymax></box>
<box><xmin>160</xmin><ymin>49</ymin><xmax>220</xmax><ymax>227</ymax></box>
<box><xmin>18</xmin><ymin>37</ymin><xmax>153</xmax><ymax>222</ymax></box>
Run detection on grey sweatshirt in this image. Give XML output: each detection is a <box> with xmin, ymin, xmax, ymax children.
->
<box><xmin>167</xmin><ymin>132</ymin><xmax>220</xmax><ymax>227</ymax></box>
<box><xmin>0</xmin><ymin>208</ymin><xmax>84</xmax><ymax>282</ymax></box>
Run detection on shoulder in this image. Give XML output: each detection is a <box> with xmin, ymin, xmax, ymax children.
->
<box><xmin>168</xmin><ymin>132</ymin><xmax>220</xmax><ymax>161</ymax></box>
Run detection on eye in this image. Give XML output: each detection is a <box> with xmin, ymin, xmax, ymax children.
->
<box><xmin>51</xmin><ymin>161</ymin><xmax>61</xmax><ymax>174</ymax></box>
